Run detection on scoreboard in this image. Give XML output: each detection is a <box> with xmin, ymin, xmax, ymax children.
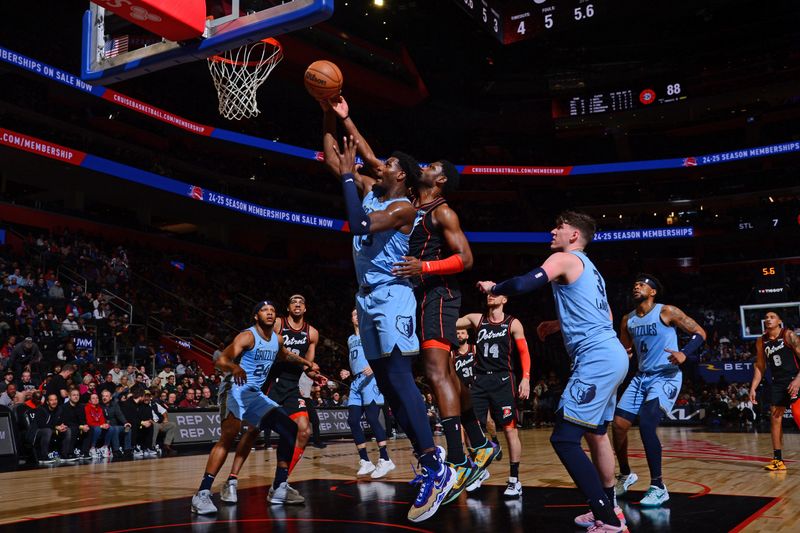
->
<box><xmin>551</xmin><ymin>82</ymin><xmax>687</xmax><ymax>118</ymax></box>
<box><xmin>454</xmin><ymin>0</ymin><xmax>605</xmax><ymax>45</ymax></box>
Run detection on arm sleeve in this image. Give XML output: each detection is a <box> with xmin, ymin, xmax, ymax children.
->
<box><xmin>341</xmin><ymin>173</ymin><xmax>371</xmax><ymax>235</ymax></box>
<box><xmin>492</xmin><ymin>267</ymin><xmax>549</xmax><ymax>296</ymax></box>
<box><xmin>422</xmin><ymin>254</ymin><xmax>464</xmax><ymax>275</ymax></box>
<box><xmin>515</xmin><ymin>338</ymin><xmax>531</xmax><ymax>379</ymax></box>
<box><xmin>682</xmin><ymin>333</ymin><xmax>705</xmax><ymax>360</ymax></box>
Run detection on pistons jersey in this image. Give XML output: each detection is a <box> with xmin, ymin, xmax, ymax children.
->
<box><xmin>270</xmin><ymin>319</ymin><xmax>312</xmax><ymax>383</ymax></box>
<box><xmin>454</xmin><ymin>344</ymin><xmax>476</xmax><ymax>385</ymax></box>
<box><xmin>475</xmin><ymin>314</ymin><xmax>516</xmax><ymax>373</ymax></box>
<box><xmin>407</xmin><ymin>197</ymin><xmax>458</xmax><ymax>291</ymax></box>
<box><xmin>763</xmin><ymin>329</ymin><xmax>800</xmax><ymax>382</ymax></box>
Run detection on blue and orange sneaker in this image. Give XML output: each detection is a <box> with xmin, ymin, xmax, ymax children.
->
<box><xmin>407</xmin><ymin>462</ymin><xmax>457</xmax><ymax>522</ymax></box>
<box><xmin>469</xmin><ymin>439</ymin><xmax>501</xmax><ymax>471</ymax></box>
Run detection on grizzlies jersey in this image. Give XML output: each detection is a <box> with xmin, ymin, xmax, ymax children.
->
<box><xmin>353</xmin><ymin>191</ymin><xmax>414</xmax><ymax>288</ymax></box>
<box><xmin>454</xmin><ymin>344</ymin><xmax>476</xmax><ymax>385</ymax></box>
<box><xmin>269</xmin><ymin>319</ymin><xmax>311</xmax><ymax>383</ymax></box>
<box><xmin>407</xmin><ymin>198</ymin><xmax>458</xmax><ymax>291</ymax></box>
<box><xmin>475</xmin><ymin>314</ymin><xmax>516</xmax><ymax>373</ymax></box>
<box><xmin>552</xmin><ymin>251</ymin><xmax>617</xmax><ymax>361</ymax></box>
<box><xmin>348</xmin><ymin>333</ymin><xmax>369</xmax><ymax>375</ymax></box>
<box><xmin>233</xmin><ymin>326</ymin><xmax>279</xmax><ymax>389</ymax></box>
<box><xmin>627</xmin><ymin>304</ymin><xmax>679</xmax><ymax>373</ymax></box>
<box><xmin>763</xmin><ymin>329</ymin><xmax>800</xmax><ymax>382</ymax></box>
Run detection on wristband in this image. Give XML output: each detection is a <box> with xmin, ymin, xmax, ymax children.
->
<box><xmin>681</xmin><ymin>333</ymin><xmax>704</xmax><ymax>359</ymax></box>
<box><xmin>422</xmin><ymin>254</ymin><xmax>464</xmax><ymax>275</ymax></box>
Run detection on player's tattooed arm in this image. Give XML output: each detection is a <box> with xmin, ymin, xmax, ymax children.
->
<box><xmin>276</xmin><ymin>334</ymin><xmax>320</xmax><ymax>373</ymax></box>
<box><xmin>662</xmin><ymin>305</ymin><xmax>706</xmax><ymax>338</ymax></box>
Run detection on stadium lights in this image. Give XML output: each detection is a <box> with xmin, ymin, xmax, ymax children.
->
<box><xmin>374</xmin><ymin>0</ymin><xmax>385</xmax><ymax>6</ymax></box>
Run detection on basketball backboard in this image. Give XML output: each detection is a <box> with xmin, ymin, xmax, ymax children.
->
<box><xmin>739</xmin><ymin>302</ymin><xmax>800</xmax><ymax>340</ymax></box>
<box><xmin>82</xmin><ymin>0</ymin><xmax>333</xmax><ymax>84</ymax></box>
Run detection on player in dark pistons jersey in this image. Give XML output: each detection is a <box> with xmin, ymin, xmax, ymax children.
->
<box><xmin>749</xmin><ymin>310</ymin><xmax>800</xmax><ymax>471</ymax></box>
<box><xmin>392</xmin><ymin>159</ymin><xmax>497</xmax><ymax>503</ymax></box>
<box><xmin>457</xmin><ymin>293</ymin><xmax>531</xmax><ymax>498</ymax></box>
<box><xmin>453</xmin><ymin>326</ymin><xmax>476</xmax><ymax>388</ymax></box>
<box><xmin>266</xmin><ymin>294</ymin><xmax>319</xmax><ymax>475</ymax></box>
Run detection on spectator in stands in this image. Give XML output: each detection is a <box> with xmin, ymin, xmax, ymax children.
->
<box><xmin>100</xmin><ymin>389</ymin><xmax>129</xmax><ymax>457</ymax></box>
<box><xmin>29</xmin><ymin>392</ymin><xmax>71</xmax><ymax>463</ymax></box>
<box><xmin>16</xmin><ymin>370</ymin><xmax>38</xmax><ymax>392</ymax></box>
<box><xmin>46</xmin><ymin>363</ymin><xmax>75</xmax><ymax>400</ymax></box>
<box><xmin>85</xmin><ymin>392</ymin><xmax>111</xmax><ymax>458</ymax></box>
<box><xmin>62</xmin><ymin>389</ymin><xmax>90</xmax><ymax>460</ymax></box>
<box><xmin>98</xmin><ymin>373</ymin><xmax>116</xmax><ymax>397</ymax></box>
<box><xmin>178</xmin><ymin>388</ymin><xmax>199</xmax><ymax>408</ymax></box>
<box><xmin>144</xmin><ymin>390</ymin><xmax>176</xmax><ymax>455</ymax></box>
<box><xmin>157</xmin><ymin>364</ymin><xmax>175</xmax><ymax>383</ymax></box>
<box><xmin>124</xmin><ymin>364</ymin><xmax>137</xmax><ymax>384</ymax></box>
<box><xmin>198</xmin><ymin>387</ymin><xmax>214</xmax><ymax>408</ymax></box>
<box><xmin>0</xmin><ymin>383</ymin><xmax>16</xmax><ymax>408</ymax></box>
<box><xmin>0</xmin><ymin>371</ymin><xmax>14</xmax><ymax>394</ymax></box>
<box><xmin>48</xmin><ymin>280</ymin><xmax>64</xmax><ymax>301</ymax></box>
<box><xmin>163</xmin><ymin>375</ymin><xmax>177</xmax><ymax>394</ymax></box>
<box><xmin>120</xmin><ymin>385</ymin><xmax>156</xmax><ymax>458</ymax></box>
<box><xmin>61</xmin><ymin>312</ymin><xmax>79</xmax><ymax>333</ymax></box>
<box><xmin>108</xmin><ymin>362</ymin><xmax>123</xmax><ymax>384</ymax></box>
<box><xmin>7</xmin><ymin>337</ymin><xmax>43</xmax><ymax>375</ymax></box>
<box><xmin>57</xmin><ymin>341</ymin><xmax>76</xmax><ymax>363</ymax></box>
<box><xmin>0</xmin><ymin>336</ymin><xmax>15</xmax><ymax>363</ymax></box>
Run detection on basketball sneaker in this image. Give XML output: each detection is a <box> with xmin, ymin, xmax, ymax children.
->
<box><xmin>443</xmin><ymin>458</ymin><xmax>480</xmax><ymax>504</ymax></box>
<box><xmin>39</xmin><ymin>451</ymin><xmax>59</xmax><ymax>465</ymax></box>
<box><xmin>574</xmin><ymin>506</ymin><xmax>626</xmax><ymax>528</ymax></box>
<box><xmin>586</xmin><ymin>521</ymin><xmax>629</xmax><ymax>532</ymax></box>
<box><xmin>465</xmin><ymin>469</ymin><xmax>490</xmax><ymax>493</ymax></box>
<box><xmin>469</xmin><ymin>439</ymin><xmax>501</xmax><ymax>471</ymax></box>
<box><xmin>639</xmin><ymin>485</ymin><xmax>670</xmax><ymax>507</ymax></box>
<box><xmin>503</xmin><ymin>477</ymin><xmax>522</xmax><ymax>498</ymax></box>
<box><xmin>371</xmin><ymin>458</ymin><xmax>396</xmax><ymax>479</ymax></box>
<box><xmin>614</xmin><ymin>472</ymin><xmax>638</xmax><ymax>496</ymax></box>
<box><xmin>220</xmin><ymin>479</ymin><xmax>238</xmax><ymax>503</ymax></box>
<box><xmin>133</xmin><ymin>446</ymin><xmax>145</xmax><ymax>458</ymax></box>
<box><xmin>764</xmin><ymin>459</ymin><xmax>787</xmax><ymax>471</ymax></box>
<box><xmin>357</xmin><ymin>459</ymin><xmax>376</xmax><ymax>476</ymax></box>
<box><xmin>268</xmin><ymin>482</ymin><xmax>305</xmax><ymax>505</ymax></box>
<box><xmin>191</xmin><ymin>489</ymin><xmax>217</xmax><ymax>515</ymax></box>
<box><xmin>407</xmin><ymin>462</ymin><xmax>457</xmax><ymax>522</ymax></box>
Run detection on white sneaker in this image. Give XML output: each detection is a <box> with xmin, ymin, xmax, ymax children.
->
<box><xmin>371</xmin><ymin>458</ymin><xmax>396</xmax><ymax>479</ymax></box>
<box><xmin>221</xmin><ymin>479</ymin><xmax>238</xmax><ymax>503</ymax></box>
<box><xmin>639</xmin><ymin>484</ymin><xmax>669</xmax><ymax>507</ymax></box>
<box><xmin>268</xmin><ymin>482</ymin><xmax>305</xmax><ymax>505</ymax></box>
<box><xmin>144</xmin><ymin>448</ymin><xmax>158</xmax><ymax>458</ymax></box>
<box><xmin>89</xmin><ymin>447</ymin><xmax>98</xmax><ymax>459</ymax></box>
<box><xmin>133</xmin><ymin>446</ymin><xmax>145</xmax><ymax>458</ymax></box>
<box><xmin>357</xmin><ymin>459</ymin><xmax>376</xmax><ymax>476</ymax></box>
<box><xmin>503</xmin><ymin>477</ymin><xmax>522</xmax><ymax>498</ymax></box>
<box><xmin>614</xmin><ymin>472</ymin><xmax>638</xmax><ymax>496</ymax></box>
<box><xmin>191</xmin><ymin>489</ymin><xmax>217</xmax><ymax>515</ymax></box>
<box><xmin>466</xmin><ymin>469</ymin><xmax>490</xmax><ymax>492</ymax></box>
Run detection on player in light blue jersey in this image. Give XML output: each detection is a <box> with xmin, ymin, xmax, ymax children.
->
<box><xmin>191</xmin><ymin>300</ymin><xmax>319</xmax><ymax>515</ymax></box>
<box><xmin>323</xmin><ymin>100</ymin><xmax>455</xmax><ymax>523</ymax></box>
<box><xmin>346</xmin><ymin>308</ymin><xmax>395</xmax><ymax>479</ymax></box>
<box><xmin>478</xmin><ymin>211</ymin><xmax>628</xmax><ymax>532</ymax></box>
<box><xmin>612</xmin><ymin>274</ymin><xmax>705</xmax><ymax>507</ymax></box>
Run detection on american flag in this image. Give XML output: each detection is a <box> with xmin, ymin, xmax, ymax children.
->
<box><xmin>104</xmin><ymin>35</ymin><xmax>129</xmax><ymax>59</ymax></box>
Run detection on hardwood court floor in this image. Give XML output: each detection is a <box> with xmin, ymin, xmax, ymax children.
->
<box><xmin>0</xmin><ymin>427</ymin><xmax>797</xmax><ymax>532</ymax></box>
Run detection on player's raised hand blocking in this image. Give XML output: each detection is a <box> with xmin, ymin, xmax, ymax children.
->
<box><xmin>332</xmin><ymin>135</ymin><xmax>359</xmax><ymax>176</ymax></box>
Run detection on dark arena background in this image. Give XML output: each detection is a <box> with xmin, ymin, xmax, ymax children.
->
<box><xmin>1</xmin><ymin>1</ymin><xmax>799</xmax><ymax>532</ymax></box>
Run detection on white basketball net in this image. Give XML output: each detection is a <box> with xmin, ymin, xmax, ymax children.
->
<box><xmin>207</xmin><ymin>38</ymin><xmax>283</xmax><ymax>120</ymax></box>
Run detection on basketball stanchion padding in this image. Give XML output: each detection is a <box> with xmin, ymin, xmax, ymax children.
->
<box><xmin>91</xmin><ymin>0</ymin><xmax>206</xmax><ymax>41</ymax></box>
<box><xmin>207</xmin><ymin>38</ymin><xmax>283</xmax><ymax>120</ymax></box>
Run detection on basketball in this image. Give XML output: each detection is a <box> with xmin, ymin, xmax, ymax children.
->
<box><xmin>304</xmin><ymin>60</ymin><xmax>343</xmax><ymax>101</ymax></box>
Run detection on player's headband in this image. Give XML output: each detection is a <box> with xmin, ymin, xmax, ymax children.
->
<box><xmin>288</xmin><ymin>294</ymin><xmax>306</xmax><ymax>304</ymax></box>
<box><xmin>635</xmin><ymin>275</ymin><xmax>660</xmax><ymax>292</ymax></box>
<box><xmin>251</xmin><ymin>300</ymin><xmax>276</xmax><ymax>317</ymax></box>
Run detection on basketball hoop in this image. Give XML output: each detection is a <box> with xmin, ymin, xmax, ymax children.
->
<box><xmin>207</xmin><ymin>37</ymin><xmax>283</xmax><ymax>120</ymax></box>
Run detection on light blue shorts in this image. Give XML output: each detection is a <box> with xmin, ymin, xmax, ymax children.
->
<box><xmin>616</xmin><ymin>370</ymin><xmax>683</xmax><ymax>417</ymax></box>
<box><xmin>219</xmin><ymin>382</ymin><xmax>279</xmax><ymax>426</ymax></box>
<box><xmin>355</xmin><ymin>283</ymin><xmax>419</xmax><ymax>360</ymax></box>
<box><xmin>559</xmin><ymin>340</ymin><xmax>629</xmax><ymax>429</ymax></box>
<box><xmin>348</xmin><ymin>372</ymin><xmax>385</xmax><ymax>406</ymax></box>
